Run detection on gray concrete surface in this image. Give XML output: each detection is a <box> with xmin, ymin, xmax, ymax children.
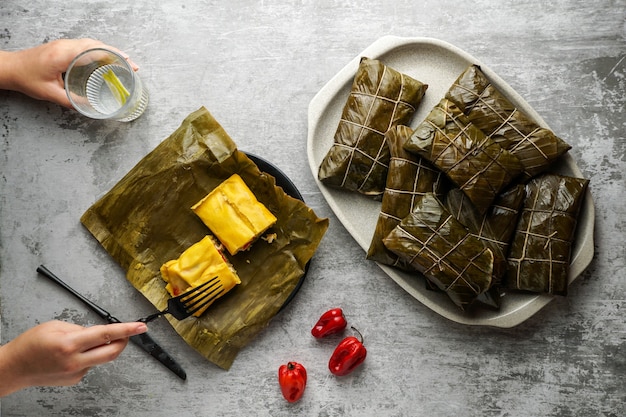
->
<box><xmin>1</xmin><ymin>1</ymin><xmax>624</xmax><ymax>416</ymax></box>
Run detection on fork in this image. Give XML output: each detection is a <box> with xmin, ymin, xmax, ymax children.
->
<box><xmin>138</xmin><ymin>276</ymin><xmax>223</xmax><ymax>323</ymax></box>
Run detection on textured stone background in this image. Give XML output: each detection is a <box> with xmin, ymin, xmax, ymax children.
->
<box><xmin>1</xmin><ymin>1</ymin><xmax>624</xmax><ymax>416</ymax></box>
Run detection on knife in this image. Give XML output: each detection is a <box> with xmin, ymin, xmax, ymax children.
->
<box><xmin>36</xmin><ymin>265</ymin><xmax>187</xmax><ymax>380</ymax></box>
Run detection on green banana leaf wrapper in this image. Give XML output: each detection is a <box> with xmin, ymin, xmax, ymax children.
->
<box><xmin>405</xmin><ymin>98</ymin><xmax>524</xmax><ymax>214</ymax></box>
<box><xmin>445</xmin><ymin>184</ymin><xmax>525</xmax><ymax>265</ymax></box>
<box><xmin>416</xmin><ymin>186</ymin><xmax>525</xmax><ymax>311</ymax></box>
<box><xmin>445</xmin><ymin>64</ymin><xmax>571</xmax><ymax>180</ymax></box>
<box><xmin>318</xmin><ymin>57</ymin><xmax>428</xmax><ymax>198</ymax></box>
<box><xmin>366</xmin><ymin>125</ymin><xmax>448</xmax><ymax>270</ymax></box>
<box><xmin>383</xmin><ymin>193</ymin><xmax>494</xmax><ymax>310</ymax></box>
<box><xmin>505</xmin><ymin>173</ymin><xmax>589</xmax><ymax>296</ymax></box>
<box><xmin>81</xmin><ymin>107</ymin><xmax>329</xmax><ymax>370</ymax></box>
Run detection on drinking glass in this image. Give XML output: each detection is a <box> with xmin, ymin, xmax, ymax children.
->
<box><xmin>65</xmin><ymin>48</ymin><xmax>149</xmax><ymax>121</ymax></box>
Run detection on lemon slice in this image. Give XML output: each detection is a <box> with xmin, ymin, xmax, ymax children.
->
<box><xmin>103</xmin><ymin>69</ymin><xmax>130</xmax><ymax>106</ymax></box>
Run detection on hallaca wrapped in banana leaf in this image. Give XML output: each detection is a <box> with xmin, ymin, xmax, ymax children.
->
<box><xmin>441</xmin><ymin>185</ymin><xmax>526</xmax><ymax>310</ymax></box>
<box><xmin>81</xmin><ymin>107</ymin><xmax>329</xmax><ymax>370</ymax></box>
<box><xmin>505</xmin><ymin>173</ymin><xmax>589</xmax><ymax>295</ymax></box>
<box><xmin>404</xmin><ymin>98</ymin><xmax>524</xmax><ymax>214</ymax></box>
<box><xmin>366</xmin><ymin>125</ymin><xmax>448</xmax><ymax>269</ymax></box>
<box><xmin>318</xmin><ymin>57</ymin><xmax>428</xmax><ymax>197</ymax></box>
<box><xmin>445</xmin><ymin>65</ymin><xmax>571</xmax><ymax>180</ymax></box>
<box><xmin>445</xmin><ymin>184</ymin><xmax>526</xmax><ymax>261</ymax></box>
<box><xmin>383</xmin><ymin>193</ymin><xmax>494</xmax><ymax>310</ymax></box>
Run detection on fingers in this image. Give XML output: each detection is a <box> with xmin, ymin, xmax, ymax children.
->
<box><xmin>67</xmin><ymin>38</ymin><xmax>140</xmax><ymax>71</ymax></box>
<box><xmin>76</xmin><ymin>322</ymin><xmax>148</xmax><ymax>352</ymax></box>
<box><xmin>99</xmin><ymin>44</ymin><xmax>140</xmax><ymax>71</ymax></box>
<box><xmin>80</xmin><ymin>336</ymin><xmax>130</xmax><ymax>368</ymax></box>
<box><xmin>51</xmin><ymin>83</ymin><xmax>73</xmax><ymax>108</ymax></box>
<box><xmin>66</xmin><ymin>322</ymin><xmax>147</xmax><ymax>369</ymax></box>
<box><xmin>52</xmin><ymin>39</ymin><xmax>137</xmax><ymax>109</ymax></box>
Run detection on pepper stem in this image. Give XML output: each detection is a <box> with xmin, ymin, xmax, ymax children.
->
<box><xmin>351</xmin><ymin>326</ymin><xmax>364</xmax><ymax>344</ymax></box>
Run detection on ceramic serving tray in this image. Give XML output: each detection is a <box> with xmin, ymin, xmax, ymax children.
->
<box><xmin>306</xmin><ymin>36</ymin><xmax>595</xmax><ymax>328</ymax></box>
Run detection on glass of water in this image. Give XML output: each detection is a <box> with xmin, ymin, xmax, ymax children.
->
<box><xmin>65</xmin><ymin>48</ymin><xmax>149</xmax><ymax>121</ymax></box>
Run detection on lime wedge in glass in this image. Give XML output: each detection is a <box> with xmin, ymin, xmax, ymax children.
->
<box><xmin>103</xmin><ymin>69</ymin><xmax>130</xmax><ymax>106</ymax></box>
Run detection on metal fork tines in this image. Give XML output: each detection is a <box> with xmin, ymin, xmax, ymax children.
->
<box><xmin>139</xmin><ymin>276</ymin><xmax>223</xmax><ymax>323</ymax></box>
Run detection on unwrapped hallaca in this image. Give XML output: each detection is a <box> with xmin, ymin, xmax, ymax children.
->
<box><xmin>404</xmin><ymin>99</ymin><xmax>524</xmax><ymax>214</ymax></box>
<box><xmin>80</xmin><ymin>107</ymin><xmax>329</xmax><ymax>370</ymax></box>
<box><xmin>191</xmin><ymin>174</ymin><xmax>278</xmax><ymax>255</ymax></box>
<box><xmin>160</xmin><ymin>235</ymin><xmax>241</xmax><ymax>317</ymax></box>
<box><xmin>383</xmin><ymin>193</ymin><xmax>494</xmax><ymax>310</ymax></box>
<box><xmin>505</xmin><ymin>174</ymin><xmax>589</xmax><ymax>295</ymax></box>
<box><xmin>445</xmin><ymin>65</ymin><xmax>571</xmax><ymax>180</ymax></box>
<box><xmin>318</xmin><ymin>57</ymin><xmax>428</xmax><ymax>197</ymax></box>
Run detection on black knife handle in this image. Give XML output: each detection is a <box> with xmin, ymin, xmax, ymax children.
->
<box><xmin>37</xmin><ymin>265</ymin><xmax>116</xmax><ymax>323</ymax></box>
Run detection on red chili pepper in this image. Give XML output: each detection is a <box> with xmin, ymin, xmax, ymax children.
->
<box><xmin>278</xmin><ymin>361</ymin><xmax>307</xmax><ymax>403</ymax></box>
<box><xmin>328</xmin><ymin>327</ymin><xmax>367</xmax><ymax>376</ymax></box>
<box><xmin>311</xmin><ymin>307</ymin><xmax>347</xmax><ymax>338</ymax></box>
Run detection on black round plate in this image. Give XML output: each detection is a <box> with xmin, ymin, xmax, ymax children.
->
<box><xmin>245</xmin><ymin>153</ymin><xmax>309</xmax><ymax>311</ymax></box>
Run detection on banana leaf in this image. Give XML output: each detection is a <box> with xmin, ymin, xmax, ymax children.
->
<box><xmin>318</xmin><ymin>57</ymin><xmax>428</xmax><ymax>198</ymax></box>
<box><xmin>366</xmin><ymin>125</ymin><xmax>448</xmax><ymax>269</ymax></box>
<box><xmin>445</xmin><ymin>184</ymin><xmax>525</xmax><ymax>263</ymax></box>
<box><xmin>404</xmin><ymin>98</ymin><xmax>524</xmax><ymax>214</ymax></box>
<box><xmin>80</xmin><ymin>107</ymin><xmax>329</xmax><ymax>370</ymax></box>
<box><xmin>383</xmin><ymin>193</ymin><xmax>494</xmax><ymax>310</ymax></box>
<box><xmin>505</xmin><ymin>174</ymin><xmax>589</xmax><ymax>295</ymax></box>
<box><xmin>445</xmin><ymin>65</ymin><xmax>571</xmax><ymax>180</ymax></box>
<box><xmin>419</xmin><ymin>185</ymin><xmax>525</xmax><ymax>311</ymax></box>
<box><xmin>423</xmin><ymin>272</ymin><xmax>503</xmax><ymax>311</ymax></box>
<box><xmin>441</xmin><ymin>185</ymin><xmax>526</xmax><ymax>310</ymax></box>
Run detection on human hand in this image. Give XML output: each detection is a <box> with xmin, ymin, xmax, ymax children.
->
<box><xmin>0</xmin><ymin>38</ymin><xmax>139</xmax><ymax>108</ymax></box>
<box><xmin>0</xmin><ymin>320</ymin><xmax>147</xmax><ymax>397</ymax></box>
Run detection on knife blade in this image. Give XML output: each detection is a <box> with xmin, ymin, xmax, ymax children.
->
<box><xmin>130</xmin><ymin>332</ymin><xmax>187</xmax><ymax>380</ymax></box>
<box><xmin>36</xmin><ymin>265</ymin><xmax>187</xmax><ymax>380</ymax></box>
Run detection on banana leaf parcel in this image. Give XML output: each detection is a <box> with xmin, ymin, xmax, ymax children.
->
<box><xmin>445</xmin><ymin>64</ymin><xmax>571</xmax><ymax>180</ymax></box>
<box><xmin>445</xmin><ymin>184</ymin><xmax>525</xmax><ymax>262</ymax></box>
<box><xmin>383</xmin><ymin>193</ymin><xmax>494</xmax><ymax>310</ymax></box>
<box><xmin>505</xmin><ymin>173</ymin><xmax>589</xmax><ymax>295</ymax></box>
<box><xmin>81</xmin><ymin>107</ymin><xmax>329</xmax><ymax>370</ymax></box>
<box><xmin>366</xmin><ymin>125</ymin><xmax>447</xmax><ymax>270</ymax></box>
<box><xmin>318</xmin><ymin>57</ymin><xmax>428</xmax><ymax>198</ymax></box>
<box><xmin>404</xmin><ymin>98</ymin><xmax>524</xmax><ymax>214</ymax></box>
<box><xmin>442</xmin><ymin>185</ymin><xmax>526</xmax><ymax>310</ymax></box>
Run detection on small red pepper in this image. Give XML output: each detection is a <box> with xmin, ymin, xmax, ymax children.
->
<box><xmin>328</xmin><ymin>327</ymin><xmax>367</xmax><ymax>376</ymax></box>
<box><xmin>311</xmin><ymin>307</ymin><xmax>347</xmax><ymax>338</ymax></box>
<box><xmin>278</xmin><ymin>361</ymin><xmax>307</xmax><ymax>403</ymax></box>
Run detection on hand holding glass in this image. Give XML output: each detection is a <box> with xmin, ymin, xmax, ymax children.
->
<box><xmin>64</xmin><ymin>48</ymin><xmax>148</xmax><ymax>121</ymax></box>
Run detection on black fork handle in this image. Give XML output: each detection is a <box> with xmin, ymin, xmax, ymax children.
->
<box><xmin>36</xmin><ymin>265</ymin><xmax>118</xmax><ymax>323</ymax></box>
<box><xmin>137</xmin><ymin>311</ymin><xmax>167</xmax><ymax>323</ymax></box>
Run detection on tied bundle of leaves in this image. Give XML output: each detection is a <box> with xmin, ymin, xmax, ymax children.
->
<box><xmin>318</xmin><ymin>57</ymin><xmax>428</xmax><ymax>198</ymax></box>
<box><xmin>404</xmin><ymin>99</ymin><xmax>524</xmax><ymax>214</ymax></box>
<box><xmin>445</xmin><ymin>65</ymin><xmax>571</xmax><ymax>180</ymax></box>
